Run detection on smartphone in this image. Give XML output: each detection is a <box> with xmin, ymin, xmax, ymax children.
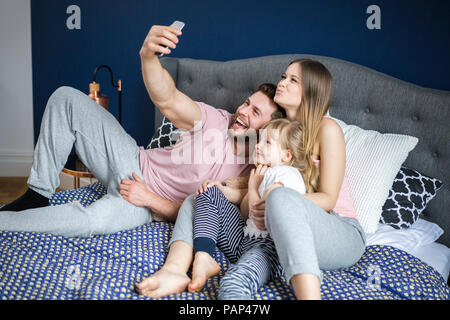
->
<box><xmin>157</xmin><ymin>20</ymin><xmax>185</xmax><ymax>57</ymax></box>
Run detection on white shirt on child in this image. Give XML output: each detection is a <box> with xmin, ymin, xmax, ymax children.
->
<box><xmin>244</xmin><ymin>165</ymin><xmax>306</xmax><ymax>239</ymax></box>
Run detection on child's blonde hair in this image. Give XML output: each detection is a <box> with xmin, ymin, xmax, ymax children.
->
<box><xmin>261</xmin><ymin>118</ymin><xmax>318</xmax><ymax>193</ymax></box>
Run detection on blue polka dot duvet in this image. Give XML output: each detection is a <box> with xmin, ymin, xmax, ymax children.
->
<box><xmin>1</xmin><ymin>182</ymin><xmax>449</xmax><ymax>300</ymax></box>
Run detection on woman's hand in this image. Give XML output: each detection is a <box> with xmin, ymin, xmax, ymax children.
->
<box><xmin>120</xmin><ymin>172</ymin><xmax>152</xmax><ymax>207</ymax></box>
<box><xmin>248</xmin><ymin>164</ymin><xmax>269</xmax><ymax>191</ymax></box>
<box><xmin>249</xmin><ymin>182</ymin><xmax>283</xmax><ymax>230</ymax></box>
<box><xmin>250</xmin><ymin>198</ymin><xmax>266</xmax><ymax>230</ymax></box>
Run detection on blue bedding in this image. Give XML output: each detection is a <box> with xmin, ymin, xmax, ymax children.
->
<box><xmin>1</xmin><ymin>182</ymin><xmax>449</xmax><ymax>300</ymax></box>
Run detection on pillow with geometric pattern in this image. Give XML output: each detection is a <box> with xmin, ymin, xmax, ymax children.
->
<box><xmin>147</xmin><ymin>116</ymin><xmax>185</xmax><ymax>149</ymax></box>
<box><xmin>379</xmin><ymin>166</ymin><xmax>443</xmax><ymax>229</ymax></box>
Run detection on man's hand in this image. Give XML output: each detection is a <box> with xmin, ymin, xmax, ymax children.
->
<box><xmin>139</xmin><ymin>24</ymin><xmax>200</xmax><ymax>131</ymax></box>
<box><xmin>139</xmin><ymin>25</ymin><xmax>182</xmax><ymax>59</ymax></box>
<box><xmin>120</xmin><ymin>172</ymin><xmax>152</xmax><ymax>207</ymax></box>
<box><xmin>248</xmin><ymin>164</ymin><xmax>269</xmax><ymax>191</ymax></box>
<box><xmin>195</xmin><ymin>179</ymin><xmax>221</xmax><ymax>198</ymax></box>
<box><xmin>195</xmin><ymin>179</ymin><xmax>246</xmax><ymax>205</ymax></box>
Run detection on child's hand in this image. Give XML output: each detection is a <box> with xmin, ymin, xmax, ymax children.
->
<box><xmin>248</xmin><ymin>164</ymin><xmax>269</xmax><ymax>191</ymax></box>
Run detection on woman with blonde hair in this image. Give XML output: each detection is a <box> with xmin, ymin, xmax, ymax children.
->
<box><xmin>253</xmin><ymin>59</ymin><xmax>365</xmax><ymax>299</ymax></box>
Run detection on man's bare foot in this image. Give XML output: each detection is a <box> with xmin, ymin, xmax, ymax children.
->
<box><xmin>188</xmin><ymin>251</ymin><xmax>221</xmax><ymax>292</ymax></box>
<box><xmin>136</xmin><ymin>267</ymin><xmax>191</xmax><ymax>298</ymax></box>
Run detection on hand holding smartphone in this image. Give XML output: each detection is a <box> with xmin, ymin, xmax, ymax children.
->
<box><xmin>157</xmin><ymin>21</ymin><xmax>185</xmax><ymax>57</ymax></box>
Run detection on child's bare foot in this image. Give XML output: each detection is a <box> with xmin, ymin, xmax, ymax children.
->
<box><xmin>136</xmin><ymin>267</ymin><xmax>191</xmax><ymax>298</ymax></box>
<box><xmin>188</xmin><ymin>251</ymin><xmax>221</xmax><ymax>292</ymax></box>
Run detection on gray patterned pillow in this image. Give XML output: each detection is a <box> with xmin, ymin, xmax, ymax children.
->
<box><xmin>147</xmin><ymin>116</ymin><xmax>185</xmax><ymax>149</ymax></box>
<box><xmin>380</xmin><ymin>166</ymin><xmax>443</xmax><ymax>229</ymax></box>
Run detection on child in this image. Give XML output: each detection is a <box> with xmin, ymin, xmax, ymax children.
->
<box><xmin>188</xmin><ymin>118</ymin><xmax>314</xmax><ymax>299</ymax></box>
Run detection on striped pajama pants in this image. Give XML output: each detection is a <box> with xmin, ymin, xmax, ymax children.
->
<box><xmin>194</xmin><ymin>186</ymin><xmax>283</xmax><ymax>300</ymax></box>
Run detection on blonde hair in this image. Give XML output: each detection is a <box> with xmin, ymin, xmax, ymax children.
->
<box><xmin>288</xmin><ymin>59</ymin><xmax>333</xmax><ymax>192</ymax></box>
<box><xmin>261</xmin><ymin>118</ymin><xmax>316</xmax><ymax>193</ymax></box>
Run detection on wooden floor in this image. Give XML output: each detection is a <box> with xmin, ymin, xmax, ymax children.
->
<box><xmin>0</xmin><ymin>176</ymin><xmax>68</xmax><ymax>204</ymax></box>
<box><xmin>0</xmin><ymin>177</ymin><xmax>28</xmax><ymax>204</ymax></box>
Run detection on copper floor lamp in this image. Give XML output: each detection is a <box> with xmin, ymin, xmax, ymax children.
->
<box><xmin>88</xmin><ymin>64</ymin><xmax>122</xmax><ymax>124</ymax></box>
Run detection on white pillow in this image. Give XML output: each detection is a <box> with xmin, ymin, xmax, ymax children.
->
<box><xmin>333</xmin><ymin>118</ymin><xmax>418</xmax><ymax>233</ymax></box>
<box><xmin>365</xmin><ymin>218</ymin><xmax>444</xmax><ymax>252</ymax></box>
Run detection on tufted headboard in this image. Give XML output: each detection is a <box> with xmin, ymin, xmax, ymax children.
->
<box><xmin>158</xmin><ymin>54</ymin><xmax>450</xmax><ymax>247</ymax></box>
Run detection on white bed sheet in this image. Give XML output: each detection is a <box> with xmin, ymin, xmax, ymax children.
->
<box><xmin>408</xmin><ymin>242</ymin><xmax>450</xmax><ymax>282</ymax></box>
<box><xmin>365</xmin><ymin>219</ymin><xmax>450</xmax><ymax>282</ymax></box>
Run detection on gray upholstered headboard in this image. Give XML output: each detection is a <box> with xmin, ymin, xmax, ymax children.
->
<box><xmin>158</xmin><ymin>54</ymin><xmax>450</xmax><ymax>247</ymax></box>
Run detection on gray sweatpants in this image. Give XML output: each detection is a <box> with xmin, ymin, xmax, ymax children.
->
<box><xmin>0</xmin><ymin>86</ymin><xmax>153</xmax><ymax>237</ymax></box>
<box><xmin>169</xmin><ymin>187</ymin><xmax>366</xmax><ymax>287</ymax></box>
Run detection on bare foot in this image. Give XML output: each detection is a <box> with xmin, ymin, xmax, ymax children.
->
<box><xmin>188</xmin><ymin>251</ymin><xmax>221</xmax><ymax>292</ymax></box>
<box><xmin>136</xmin><ymin>267</ymin><xmax>191</xmax><ymax>298</ymax></box>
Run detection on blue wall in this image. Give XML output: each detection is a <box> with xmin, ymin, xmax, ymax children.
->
<box><xmin>31</xmin><ymin>0</ymin><xmax>450</xmax><ymax>147</ymax></box>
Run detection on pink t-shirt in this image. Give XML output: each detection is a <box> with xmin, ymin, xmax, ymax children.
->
<box><xmin>139</xmin><ymin>102</ymin><xmax>253</xmax><ymax>203</ymax></box>
<box><xmin>313</xmin><ymin>159</ymin><xmax>357</xmax><ymax>220</ymax></box>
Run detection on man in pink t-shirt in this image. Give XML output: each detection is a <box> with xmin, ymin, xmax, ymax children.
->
<box><xmin>0</xmin><ymin>25</ymin><xmax>282</xmax><ymax>237</ymax></box>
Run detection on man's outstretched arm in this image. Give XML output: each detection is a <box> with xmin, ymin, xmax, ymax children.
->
<box><xmin>139</xmin><ymin>25</ymin><xmax>201</xmax><ymax>130</ymax></box>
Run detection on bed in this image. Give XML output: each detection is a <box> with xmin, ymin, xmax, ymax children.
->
<box><xmin>1</xmin><ymin>54</ymin><xmax>449</xmax><ymax>300</ymax></box>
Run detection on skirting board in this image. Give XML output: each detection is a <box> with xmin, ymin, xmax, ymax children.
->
<box><xmin>0</xmin><ymin>150</ymin><xmax>97</xmax><ymax>190</ymax></box>
<box><xmin>0</xmin><ymin>151</ymin><xmax>33</xmax><ymax>177</ymax></box>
